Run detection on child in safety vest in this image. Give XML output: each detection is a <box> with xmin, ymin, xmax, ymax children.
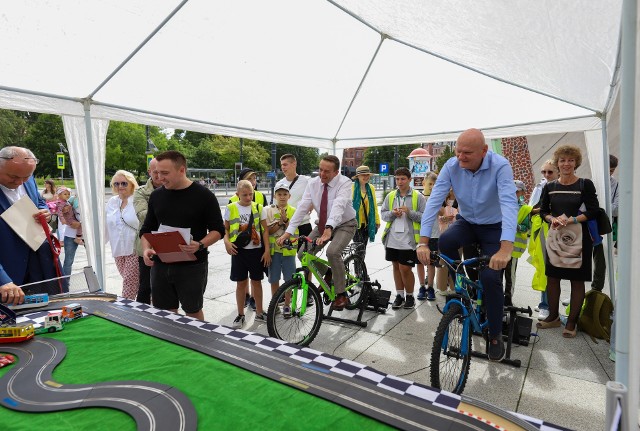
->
<box><xmin>503</xmin><ymin>180</ymin><xmax>532</xmax><ymax>306</ymax></box>
<box><xmin>223</xmin><ymin>180</ymin><xmax>271</xmax><ymax>329</ymax></box>
<box><xmin>264</xmin><ymin>184</ymin><xmax>298</xmax><ymax>317</ymax></box>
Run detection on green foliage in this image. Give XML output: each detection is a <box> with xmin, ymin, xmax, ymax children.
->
<box><xmin>0</xmin><ymin>110</ymin><xmax>28</xmax><ymax>148</ymax></box>
<box><xmin>105</xmin><ymin>122</ymin><xmax>147</xmax><ymax>176</ymax></box>
<box><xmin>22</xmin><ymin>113</ymin><xmax>69</xmax><ymax>178</ymax></box>
<box><xmin>257</xmin><ymin>142</ymin><xmax>319</xmax><ymax>175</ymax></box>
<box><xmin>363</xmin><ymin>145</ymin><xmax>417</xmax><ymax>173</ymax></box>
<box><xmin>435</xmin><ymin>146</ymin><xmax>455</xmax><ymax>172</ymax></box>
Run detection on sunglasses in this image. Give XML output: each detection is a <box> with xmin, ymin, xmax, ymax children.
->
<box><xmin>113</xmin><ymin>181</ymin><xmax>129</xmax><ymax>188</ymax></box>
<box><xmin>540</xmin><ymin>170</ymin><xmax>555</xmax><ymax>174</ymax></box>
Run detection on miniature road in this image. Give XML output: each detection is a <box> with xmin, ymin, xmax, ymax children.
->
<box><xmin>2</xmin><ymin>296</ymin><xmax>537</xmax><ymax>431</ymax></box>
<box><xmin>0</xmin><ymin>338</ymin><xmax>197</xmax><ymax>431</ymax></box>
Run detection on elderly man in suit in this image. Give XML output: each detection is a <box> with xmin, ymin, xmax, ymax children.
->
<box><xmin>0</xmin><ymin>146</ymin><xmax>59</xmax><ymax>305</ymax></box>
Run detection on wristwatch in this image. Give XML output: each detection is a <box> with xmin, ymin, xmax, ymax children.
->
<box><xmin>325</xmin><ymin>225</ymin><xmax>333</xmax><ymax>231</ymax></box>
<box><xmin>198</xmin><ymin>241</ymin><xmax>206</xmax><ymax>251</ymax></box>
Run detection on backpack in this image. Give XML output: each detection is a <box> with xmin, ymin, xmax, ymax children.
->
<box><xmin>578</xmin><ymin>289</ymin><xmax>614</xmax><ymax>342</ymax></box>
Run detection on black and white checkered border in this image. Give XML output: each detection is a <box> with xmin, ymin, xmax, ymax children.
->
<box><xmin>17</xmin><ymin>299</ymin><xmax>570</xmax><ymax>431</ymax></box>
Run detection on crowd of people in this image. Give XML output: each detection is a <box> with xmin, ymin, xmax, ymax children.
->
<box><xmin>0</xmin><ymin>130</ymin><xmax>618</xmax><ymax>362</ymax></box>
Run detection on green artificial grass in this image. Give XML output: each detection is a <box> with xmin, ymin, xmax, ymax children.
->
<box><xmin>0</xmin><ymin>316</ymin><xmax>394</xmax><ymax>430</ymax></box>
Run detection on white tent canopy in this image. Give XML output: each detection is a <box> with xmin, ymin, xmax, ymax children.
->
<box><xmin>0</xmin><ymin>1</ymin><xmax>635</xmax><ymax>426</ymax></box>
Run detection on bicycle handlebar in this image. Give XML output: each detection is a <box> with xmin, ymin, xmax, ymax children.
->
<box><xmin>433</xmin><ymin>251</ymin><xmax>491</xmax><ymax>267</ymax></box>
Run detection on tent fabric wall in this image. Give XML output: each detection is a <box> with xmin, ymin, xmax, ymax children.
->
<box><xmin>61</xmin><ymin>115</ymin><xmax>108</xmax><ymax>288</ymax></box>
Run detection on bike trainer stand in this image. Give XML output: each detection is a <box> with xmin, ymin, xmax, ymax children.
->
<box><xmin>470</xmin><ymin>305</ymin><xmax>533</xmax><ymax>368</ymax></box>
<box><xmin>324</xmin><ymin>280</ymin><xmax>386</xmax><ymax>328</ymax></box>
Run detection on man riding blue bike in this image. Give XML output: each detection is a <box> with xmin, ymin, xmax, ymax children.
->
<box><xmin>416</xmin><ymin>128</ymin><xmax>519</xmax><ymax>362</ymax></box>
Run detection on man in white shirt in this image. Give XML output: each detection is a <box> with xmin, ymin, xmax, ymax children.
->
<box><xmin>278</xmin><ymin>155</ymin><xmax>357</xmax><ymax>310</ymax></box>
<box><xmin>275</xmin><ymin>154</ymin><xmax>311</xmax><ymax>241</ymax></box>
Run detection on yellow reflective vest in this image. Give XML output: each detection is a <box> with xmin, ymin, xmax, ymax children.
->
<box><xmin>382</xmin><ymin>189</ymin><xmax>421</xmax><ymax>244</ymax></box>
<box><xmin>266</xmin><ymin>204</ymin><xmax>298</xmax><ymax>256</ymax></box>
<box><xmin>527</xmin><ymin>213</ymin><xmax>549</xmax><ymax>291</ymax></box>
<box><xmin>228</xmin><ymin>201</ymin><xmax>261</xmax><ymax>243</ymax></box>
<box><xmin>512</xmin><ymin>204</ymin><xmax>533</xmax><ymax>258</ymax></box>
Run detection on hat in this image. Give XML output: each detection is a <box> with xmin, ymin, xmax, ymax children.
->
<box><xmin>352</xmin><ymin>165</ymin><xmax>372</xmax><ymax>179</ymax></box>
<box><xmin>274</xmin><ymin>184</ymin><xmax>289</xmax><ymax>193</ymax></box>
<box><xmin>238</xmin><ymin>167</ymin><xmax>256</xmax><ymax>181</ymax></box>
<box><xmin>56</xmin><ymin>186</ymin><xmax>70</xmax><ymax>195</ymax></box>
<box><xmin>514</xmin><ymin>180</ymin><xmax>526</xmax><ymax>192</ymax></box>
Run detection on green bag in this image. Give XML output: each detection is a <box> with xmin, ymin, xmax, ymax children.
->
<box><xmin>578</xmin><ymin>290</ymin><xmax>614</xmax><ymax>342</ymax></box>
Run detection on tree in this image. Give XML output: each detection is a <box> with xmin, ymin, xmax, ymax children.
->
<box><xmin>22</xmin><ymin>113</ymin><xmax>68</xmax><ymax>178</ymax></box>
<box><xmin>435</xmin><ymin>146</ymin><xmax>455</xmax><ymax>172</ymax></box>
<box><xmin>256</xmin><ymin>142</ymin><xmax>319</xmax><ymax>175</ymax></box>
<box><xmin>0</xmin><ymin>110</ymin><xmax>28</xmax><ymax>148</ymax></box>
<box><xmin>105</xmin><ymin>122</ymin><xmax>147</xmax><ymax>176</ymax></box>
<box><xmin>362</xmin><ymin>144</ymin><xmax>419</xmax><ymax>173</ymax></box>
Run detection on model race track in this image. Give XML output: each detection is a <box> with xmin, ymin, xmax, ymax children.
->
<box><xmin>0</xmin><ymin>295</ymin><xmax>555</xmax><ymax>431</ymax></box>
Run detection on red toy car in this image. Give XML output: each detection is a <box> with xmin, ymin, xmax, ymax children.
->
<box><xmin>0</xmin><ymin>354</ymin><xmax>15</xmax><ymax>368</ymax></box>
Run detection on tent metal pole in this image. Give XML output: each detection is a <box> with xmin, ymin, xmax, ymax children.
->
<box><xmin>615</xmin><ymin>0</ymin><xmax>638</xmax><ymax>428</ymax></box>
<box><xmin>600</xmin><ymin>118</ymin><xmax>616</xmax><ymax>302</ymax></box>
<box><xmin>83</xmin><ymin>100</ymin><xmax>105</xmax><ymax>290</ymax></box>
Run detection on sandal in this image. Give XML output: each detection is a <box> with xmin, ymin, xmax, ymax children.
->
<box><xmin>536</xmin><ymin>316</ymin><xmax>561</xmax><ymax>329</ymax></box>
<box><xmin>563</xmin><ymin>324</ymin><xmax>578</xmax><ymax>338</ymax></box>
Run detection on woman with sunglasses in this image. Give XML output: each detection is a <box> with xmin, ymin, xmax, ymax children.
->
<box><xmin>106</xmin><ymin>171</ymin><xmax>140</xmax><ymax>299</ymax></box>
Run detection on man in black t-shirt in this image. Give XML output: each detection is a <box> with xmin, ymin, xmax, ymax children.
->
<box><xmin>140</xmin><ymin>151</ymin><xmax>225</xmax><ymax>321</ymax></box>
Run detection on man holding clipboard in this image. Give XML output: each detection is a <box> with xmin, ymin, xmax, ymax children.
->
<box><xmin>140</xmin><ymin>151</ymin><xmax>225</xmax><ymax>321</ymax></box>
<box><xmin>0</xmin><ymin>146</ymin><xmax>58</xmax><ymax>305</ymax></box>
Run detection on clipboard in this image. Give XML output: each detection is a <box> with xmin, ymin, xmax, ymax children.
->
<box><xmin>142</xmin><ymin>231</ymin><xmax>197</xmax><ymax>263</ymax></box>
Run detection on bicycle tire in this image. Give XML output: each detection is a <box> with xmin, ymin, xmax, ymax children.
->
<box><xmin>430</xmin><ymin>303</ymin><xmax>472</xmax><ymax>394</ymax></box>
<box><xmin>344</xmin><ymin>254</ymin><xmax>368</xmax><ymax>310</ymax></box>
<box><xmin>267</xmin><ymin>278</ymin><xmax>323</xmax><ymax>347</ymax></box>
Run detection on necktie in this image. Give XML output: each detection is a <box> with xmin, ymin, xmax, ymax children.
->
<box><xmin>318</xmin><ymin>183</ymin><xmax>328</xmax><ymax>235</ymax></box>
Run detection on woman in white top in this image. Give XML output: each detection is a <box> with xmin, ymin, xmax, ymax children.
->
<box><xmin>106</xmin><ymin>170</ymin><xmax>140</xmax><ymax>299</ymax></box>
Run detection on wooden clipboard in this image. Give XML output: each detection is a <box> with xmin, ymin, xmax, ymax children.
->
<box><xmin>142</xmin><ymin>231</ymin><xmax>197</xmax><ymax>263</ymax></box>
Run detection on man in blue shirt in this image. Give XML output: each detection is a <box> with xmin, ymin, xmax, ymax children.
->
<box><xmin>417</xmin><ymin>128</ymin><xmax>518</xmax><ymax>361</ymax></box>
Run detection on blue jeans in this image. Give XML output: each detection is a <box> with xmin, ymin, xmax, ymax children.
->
<box><xmin>63</xmin><ymin>236</ymin><xmax>79</xmax><ymax>276</ymax></box>
<box><xmin>538</xmin><ymin>290</ymin><xmax>549</xmax><ymax>310</ymax></box>
<box><xmin>439</xmin><ymin>218</ymin><xmax>504</xmax><ymax>338</ymax></box>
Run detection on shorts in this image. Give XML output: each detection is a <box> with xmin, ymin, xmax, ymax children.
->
<box><xmin>231</xmin><ymin>247</ymin><xmax>266</xmax><ymax>282</ymax></box>
<box><xmin>385</xmin><ymin>247</ymin><xmax>418</xmax><ymax>267</ymax></box>
<box><xmin>151</xmin><ymin>261</ymin><xmax>208</xmax><ymax>314</ymax></box>
<box><xmin>268</xmin><ymin>252</ymin><xmax>296</xmax><ymax>284</ymax></box>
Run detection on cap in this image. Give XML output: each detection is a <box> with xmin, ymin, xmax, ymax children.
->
<box><xmin>514</xmin><ymin>180</ymin><xmax>526</xmax><ymax>192</ymax></box>
<box><xmin>238</xmin><ymin>167</ymin><xmax>256</xmax><ymax>181</ymax></box>
<box><xmin>352</xmin><ymin>165</ymin><xmax>372</xmax><ymax>179</ymax></box>
<box><xmin>56</xmin><ymin>186</ymin><xmax>70</xmax><ymax>195</ymax></box>
<box><xmin>274</xmin><ymin>184</ymin><xmax>289</xmax><ymax>193</ymax></box>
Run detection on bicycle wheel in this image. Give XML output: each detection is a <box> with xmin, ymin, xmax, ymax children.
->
<box><xmin>344</xmin><ymin>254</ymin><xmax>368</xmax><ymax>310</ymax></box>
<box><xmin>430</xmin><ymin>303</ymin><xmax>472</xmax><ymax>394</ymax></box>
<box><xmin>267</xmin><ymin>278</ymin><xmax>323</xmax><ymax>347</ymax></box>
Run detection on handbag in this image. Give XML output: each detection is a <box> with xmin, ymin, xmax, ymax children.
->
<box><xmin>233</xmin><ymin>210</ymin><xmax>254</xmax><ymax>248</ymax></box>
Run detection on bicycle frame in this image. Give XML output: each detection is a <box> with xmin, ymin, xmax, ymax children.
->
<box><xmin>438</xmin><ymin>254</ymin><xmax>489</xmax><ymax>356</ymax></box>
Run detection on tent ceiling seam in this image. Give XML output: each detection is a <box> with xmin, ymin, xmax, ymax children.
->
<box><xmin>88</xmin><ymin>0</ymin><xmax>190</xmax><ymax>99</ymax></box>
<box><xmin>332</xmin><ymin>34</ymin><xmax>386</xmax><ymax>141</ymax></box>
<box><xmin>91</xmin><ymin>101</ymin><xmax>330</xmax><ymax>142</ymax></box>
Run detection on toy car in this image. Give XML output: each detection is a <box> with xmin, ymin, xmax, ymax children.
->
<box><xmin>0</xmin><ymin>354</ymin><xmax>15</xmax><ymax>368</ymax></box>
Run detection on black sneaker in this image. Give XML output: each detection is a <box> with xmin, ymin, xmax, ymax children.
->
<box><xmin>248</xmin><ymin>297</ymin><xmax>257</xmax><ymax>311</ymax></box>
<box><xmin>488</xmin><ymin>337</ymin><xmax>505</xmax><ymax>362</ymax></box>
<box><xmin>426</xmin><ymin>286</ymin><xmax>436</xmax><ymax>301</ymax></box>
<box><xmin>403</xmin><ymin>295</ymin><xmax>415</xmax><ymax>309</ymax></box>
<box><xmin>417</xmin><ymin>286</ymin><xmax>427</xmax><ymax>301</ymax></box>
<box><xmin>232</xmin><ymin>315</ymin><xmax>245</xmax><ymax>329</ymax></box>
<box><xmin>392</xmin><ymin>294</ymin><xmax>405</xmax><ymax>309</ymax></box>
<box><xmin>255</xmin><ymin>312</ymin><xmax>267</xmax><ymax>322</ymax></box>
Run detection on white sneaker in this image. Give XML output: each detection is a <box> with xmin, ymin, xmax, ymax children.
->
<box><xmin>537</xmin><ymin>309</ymin><xmax>550</xmax><ymax>321</ymax></box>
<box><xmin>561</xmin><ymin>297</ymin><xmax>570</xmax><ymax>306</ymax></box>
<box><xmin>534</xmin><ymin>306</ymin><xmax>540</xmax><ymax>312</ymax></box>
<box><xmin>436</xmin><ymin>289</ymin><xmax>449</xmax><ymax>296</ymax></box>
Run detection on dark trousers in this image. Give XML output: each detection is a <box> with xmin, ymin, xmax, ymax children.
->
<box><xmin>439</xmin><ymin>218</ymin><xmax>504</xmax><ymax>337</ymax></box>
<box><xmin>504</xmin><ymin>257</ymin><xmax>517</xmax><ymax>299</ymax></box>
<box><xmin>137</xmin><ymin>256</ymin><xmax>152</xmax><ymax>305</ymax></box>
<box><xmin>353</xmin><ymin>225</ymin><xmax>372</xmax><ymax>260</ymax></box>
<box><xmin>591</xmin><ymin>243</ymin><xmax>606</xmax><ymax>292</ymax></box>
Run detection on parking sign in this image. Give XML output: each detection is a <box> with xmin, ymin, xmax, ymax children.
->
<box><xmin>379</xmin><ymin>163</ymin><xmax>389</xmax><ymax>176</ymax></box>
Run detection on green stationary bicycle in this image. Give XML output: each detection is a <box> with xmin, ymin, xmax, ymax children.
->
<box><xmin>266</xmin><ymin>236</ymin><xmax>379</xmax><ymax>346</ymax></box>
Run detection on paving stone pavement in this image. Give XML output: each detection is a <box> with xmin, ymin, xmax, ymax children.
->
<box><xmin>64</xmin><ymin>196</ymin><xmax>616</xmax><ymax>431</ymax></box>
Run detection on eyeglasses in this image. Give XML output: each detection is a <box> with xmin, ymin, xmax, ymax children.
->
<box><xmin>0</xmin><ymin>156</ymin><xmax>39</xmax><ymax>164</ymax></box>
<box><xmin>540</xmin><ymin>170</ymin><xmax>555</xmax><ymax>174</ymax></box>
<box><xmin>113</xmin><ymin>181</ymin><xmax>129</xmax><ymax>188</ymax></box>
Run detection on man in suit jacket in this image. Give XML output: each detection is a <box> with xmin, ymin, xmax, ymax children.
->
<box><xmin>0</xmin><ymin>146</ymin><xmax>58</xmax><ymax>305</ymax></box>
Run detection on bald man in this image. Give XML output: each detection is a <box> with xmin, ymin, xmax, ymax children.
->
<box><xmin>0</xmin><ymin>146</ymin><xmax>59</xmax><ymax>305</ymax></box>
<box><xmin>417</xmin><ymin>129</ymin><xmax>518</xmax><ymax>362</ymax></box>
